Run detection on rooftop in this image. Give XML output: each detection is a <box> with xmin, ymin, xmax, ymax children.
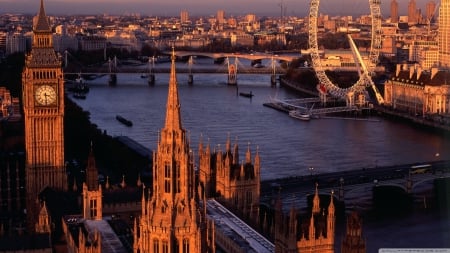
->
<box><xmin>206</xmin><ymin>199</ymin><xmax>274</xmax><ymax>253</ymax></box>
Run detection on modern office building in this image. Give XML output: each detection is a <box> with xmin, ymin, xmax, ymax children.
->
<box><xmin>439</xmin><ymin>0</ymin><xmax>450</xmax><ymax>67</ymax></box>
<box><xmin>391</xmin><ymin>0</ymin><xmax>399</xmax><ymax>23</ymax></box>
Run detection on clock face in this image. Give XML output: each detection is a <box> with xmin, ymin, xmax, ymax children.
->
<box><xmin>35</xmin><ymin>85</ymin><xmax>57</xmax><ymax>106</ymax></box>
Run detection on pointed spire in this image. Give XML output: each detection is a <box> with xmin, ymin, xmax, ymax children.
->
<box><xmin>233</xmin><ymin>137</ymin><xmax>239</xmax><ymax>164</ymax></box>
<box><xmin>141</xmin><ymin>184</ymin><xmax>146</xmax><ymax>216</ymax></box>
<box><xmin>105</xmin><ymin>176</ymin><xmax>110</xmax><ymax>190</ymax></box>
<box><xmin>245</xmin><ymin>142</ymin><xmax>251</xmax><ymax>164</ymax></box>
<box><xmin>309</xmin><ymin>213</ymin><xmax>316</xmax><ymax>240</ymax></box>
<box><xmin>328</xmin><ymin>190</ymin><xmax>335</xmax><ymax>215</ymax></box>
<box><xmin>312</xmin><ymin>183</ymin><xmax>320</xmax><ymax>214</ymax></box>
<box><xmin>86</xmin><ymin>142</ymin><xmax>98</xmax><ymax>191</ymax></box>
<box><xmin>120</xmin><ymin>175</ymin><xmax>126</xmax><ymax>188</ymax></box>
<box><xmin>240</xmin><ymin>162</ymin><xmax>245</xmax><ymax>179</ymax></box>
<box><xmin>198</xmin><ymin>133</ymin><xmax>204</xmax><ymax>154</ymax></box>
<box><xmin>226</xmin><ymin>133</ymin><xmax>231</xmax><ymax>152</ymax></box>
<box><xmin>137</xmin><ymin>173</ymin><xmax>142</xmax><ymax>187</ymax></box>
<box><xmin>72</xmin><ymin>179</ymin><xmax>78</xmax><ymax>192</ymax></box>
<box><xmin>34</xmin><ymin>0</ymin><xmax>51</xmax><ymax>32</ymax></box>
<box><xmin>254</xmin><ymin>145</ymin><xmax>260</xmax><ymax>171</ymax></box>
<box><xmin>164</xmin><ymin>47</ymin><xmax>182</xmax><ymax>130</ymax></box>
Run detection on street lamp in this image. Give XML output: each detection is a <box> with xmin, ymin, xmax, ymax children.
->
<box><xmin>309</xmin><ymin>167</ymin><xmax>314</xmax><ymax>177</ymax></box>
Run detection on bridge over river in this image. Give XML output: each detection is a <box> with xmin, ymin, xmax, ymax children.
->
<box><xmin>63</xmin><ymin>50</ymin><xmax>296</xmax><ymax>85</ymax></box>
<box><xmin>260</xmin><ymin>159</ymin><xmax>450</xmax><ymax>212</ymax></box>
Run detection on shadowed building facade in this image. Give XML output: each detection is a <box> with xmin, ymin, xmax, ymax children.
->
<box><xmin>198</xmin><ymin>137</ymin><xmax>260</xmax><ymax>217</ymax></box>
<box><xmin>341</xmin><ymin>211</ymin><xmax>366</xmax><ymax>253</ymax></box>
<box><xmin>274</xmin><ymin>185</ymin><xmax>335</xmax><ymax>253</ymax></box>
<box><xmin>22</xmin><ymin>0</ymin><xmax>67</xmax><ymax>232</ymax></box>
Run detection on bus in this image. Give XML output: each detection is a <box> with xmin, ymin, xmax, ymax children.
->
<box><xmin>410</xmin><ymin>164</ymin><xmax>432</xmax><ymax>174</ymax></box>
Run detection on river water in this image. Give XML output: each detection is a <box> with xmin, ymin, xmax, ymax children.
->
<box><xmin>71</xmin><ymin>60</ymin><xmax>450</xmax><ymax>181</ymax></box>
<box><xmin>71</xmin><ymin>60</ymin><xmax>450</xmax><ymax>251</ymax></box>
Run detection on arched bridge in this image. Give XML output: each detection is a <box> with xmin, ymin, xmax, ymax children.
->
<box><xmin>166</xmin><ymin>51</ymin><xmax>300</xmax><ymax>62</ymax></box>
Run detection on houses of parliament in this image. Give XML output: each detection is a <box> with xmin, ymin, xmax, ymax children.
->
<box><xmin>0</xmin><ymin>1</ymin><xmax>366</xmax><ymax>253</ymax></box>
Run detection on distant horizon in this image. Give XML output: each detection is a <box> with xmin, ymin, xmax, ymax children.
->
<box><xmin>0</xmin><ymin>0</ymin><xmax>437</xmax><ymax>17</ymax></box>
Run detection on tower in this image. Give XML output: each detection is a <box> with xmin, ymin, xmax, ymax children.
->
<box><xmin>82</xmin><ymin>145</ymin><xmax>102</xmax><ymax>220</ymax></box>
<box><xmin>408</xmin><ymin>0</ymin><xmax>418</xmax><ymax>24</ymax></box>
<box><xmin>274</xmin><ymin>185</ymin><xmax>335</xmax><ymax>253</ymax></box>
<box><xmin>22</xmin><ymin>0</ymin><xmax>67</xmax><ymax>232</ymax></box>
<box><xmin>426</xmin><ymin>0</ymin><xmax>437</xmax><ymax>23</ymax></box>
<box><xmin>439</xmin><ymin>0</ymin><xmax>450</xmax><ymax>67</ymax></box>
<box><xmin>217</xmin><ymin>10</ymin><xmax>225</xmax><ymax>24</ymax></box>
<box><xmin>198</xmin><ymin>135</ymin><xmax>260</xmax><ymax>217</ymax></box>
<box><xmin>341</xmin><ymin>211</ymin><xmax>366</xmax><ymax>253</ymax></box>
<box><xmin>391</xmin><ymin>0</ymin><xmax>399</xmax><ymax>23</ymax></box>
<box><xmin>180</xmin><ymin>10</ymin><xmax>190</xmax><ymax>23</ymax></box>
<box><xmin>133</xmin><ymin>49</ymin><xmax>210</xmax><ymax>253</ymax></box>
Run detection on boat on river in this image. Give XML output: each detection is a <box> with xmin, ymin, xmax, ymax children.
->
<box><xmin>289</xmin><ymin>110</ymin><xmax>311</xmax><ymax>121</ymax></box>
<box><xmin>239</xmin><ymin>91</ymin><xmax>254</xmax><ymax>98</ymax></box>
<box><xmin>116</xmin><ymin>115</ymin><xmax>133</xmax><ymax>127</ymax></box>
<box><xmin>73</xmin><ymin>93</ymin><xmax>86</xmax><ymax>99</ymax></box>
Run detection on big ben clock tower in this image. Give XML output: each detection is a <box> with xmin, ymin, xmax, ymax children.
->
<box><xmin>22</xmin><ymin>0</ymin><xmax>67</xmax><ymax>231</ymax></box>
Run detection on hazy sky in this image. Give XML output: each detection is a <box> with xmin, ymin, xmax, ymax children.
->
<box><xmin>0</xmin><ymin>0</ymin><xmax>436</xmax><ymax>17</ymax></box>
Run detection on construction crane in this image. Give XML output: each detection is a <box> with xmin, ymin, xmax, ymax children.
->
<box><xmin>347</xmin><ymin>34</ymin><xmax>384</xmax><ymax>105</ymax></box>
<box><xmin>426</xmin><ymin>2</ymin><xmax>439</xmax><ymax>36</ymax></box>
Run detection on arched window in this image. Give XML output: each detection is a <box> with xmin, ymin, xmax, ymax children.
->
<box><xmin>153</xmin><ymin>239</ymin><xmax>159</xmax><ymax>253</ymax></box>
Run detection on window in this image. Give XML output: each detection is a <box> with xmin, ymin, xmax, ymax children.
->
<box><xmin>90</xmin><ymin>199</ymin><xmax>97</xmax><ymax>218</ymax></box>
<box><xmin>153</xmin><ymin>239</ymin><xmax>159</xmax><ymax>253</ymax></box>
<box><xmin>183</xmin><ymin>239</ymin><xmax>190</xmax><ymax>253</ymax></box>
<box><xmin>246</xmin><ymin>191</ymin><xmax>253</xmax><ymax>205</ymax></box>
<box><xmin>176</xmin><ymin>163</ymin><xmax>181</xmax><ymax>193</ymax></box>
<box><xmin>164</xmin><ymin>163</ymin><xmax>171</xmax><ymax>193</ymax></box>
<box><xmin>162</xmin><ymin>241</ymin><xmax>168</xmax><ymax>253</ymax></box>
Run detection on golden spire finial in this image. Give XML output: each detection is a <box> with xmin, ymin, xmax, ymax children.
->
<box><xmin>171</xmin><ymin>46</ymin><xmax>175</xmax><ymax>61</ymax></box>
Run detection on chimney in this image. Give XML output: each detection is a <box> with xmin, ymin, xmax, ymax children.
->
<box><xmin>431</xmin><ymin>67</ymin><xmax>439</xmax><ymax>79</ymax></box>
<box><xmin>396</xmin><ymin>64</ymin><xmax>401</xmax><ymax>76</ymax></box>
<box><xmin>409</xmin><ymin>66</ymin><xmax>414</xmax><ymax>79</ymax></box>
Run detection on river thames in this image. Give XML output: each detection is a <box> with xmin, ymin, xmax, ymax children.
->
<box><xmin>72</xmin><ymin>65</ymin><xmax>450</xmax><ymax>181</ymax></box>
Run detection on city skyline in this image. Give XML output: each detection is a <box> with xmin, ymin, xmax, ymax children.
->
<box><xmin>0</xmin><ymin>0</ymin><xmax>437</xmax><ymax>17</ymax></box>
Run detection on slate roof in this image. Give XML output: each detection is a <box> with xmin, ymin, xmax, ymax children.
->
<box><xmin>392</xmin><ymin>69</ymin><xmax>450</xmax><ymax>87</ymax></box>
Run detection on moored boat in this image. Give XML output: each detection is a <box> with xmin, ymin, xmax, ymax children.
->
<box><xmin>289</xmin><ymin>110</ymin><xmax>311</xmax><ymax>121</ymax></box>
<box><xmin>239</xmin><ymin>91</ymin><xmax>254</xmax><ymax>98</ymax></box>
<box><xmin>73</xmin><ymin>93</ymin><xmax>86</xmax><ymax>99</ymax></box>
<box><xmin>116</xmin><ymin>115</ymin><xmax>133</xmax><ymax>127</ymax></box>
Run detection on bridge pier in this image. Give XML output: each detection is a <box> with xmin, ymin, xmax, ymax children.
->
<box><xmin>108</xmin><ymin>74</ymin><xmax>117</xmax><ymax>86</ymax></box>
<box><xmin>148</xmin><ymin>74</ymin><xmax>155</xmax><ymax>86</ymax></box>
<box><xmin>271</xmin><ymin>74</ymin><xmax>277</xmax><ymax>86</ymax></box>
<box><xmin>108</xmin><ymin>56</ymin><xmax>117</xmax><ymax>86</ymax></box>
<box><xmin>228</xmin><ymin>65</ymin><xmax>237</xmax><ymax>85</ymax></box>
<box><xmin>406</xmin><ymin>174</ymin><xmax>412</xmax><ymax>194</ymax></box>
<box><xmin>188</xmin><ymin>56</ymin><xmax>194</xmax><ymax>85</ymax></box>
<box><xmin>227</xmin><ymin>57</ymin><xmax>238</xmax><ymax>86</ymax></box>
<box><xmin>270</xmin><ymin>56</ymin><xmax>277</xmax><ymax>86</ymax></box>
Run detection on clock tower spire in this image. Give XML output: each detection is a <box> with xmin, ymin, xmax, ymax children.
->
<box><xmin>22</xmin><ymin>0</ymin><xmax>67</xmax><ymax>233</ymax></box>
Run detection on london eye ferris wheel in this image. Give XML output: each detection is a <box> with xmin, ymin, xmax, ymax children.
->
<box><xmin>308</xmin><ymin>0</ymin><xmax>384</xmax><ymax>105</ymax></box>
